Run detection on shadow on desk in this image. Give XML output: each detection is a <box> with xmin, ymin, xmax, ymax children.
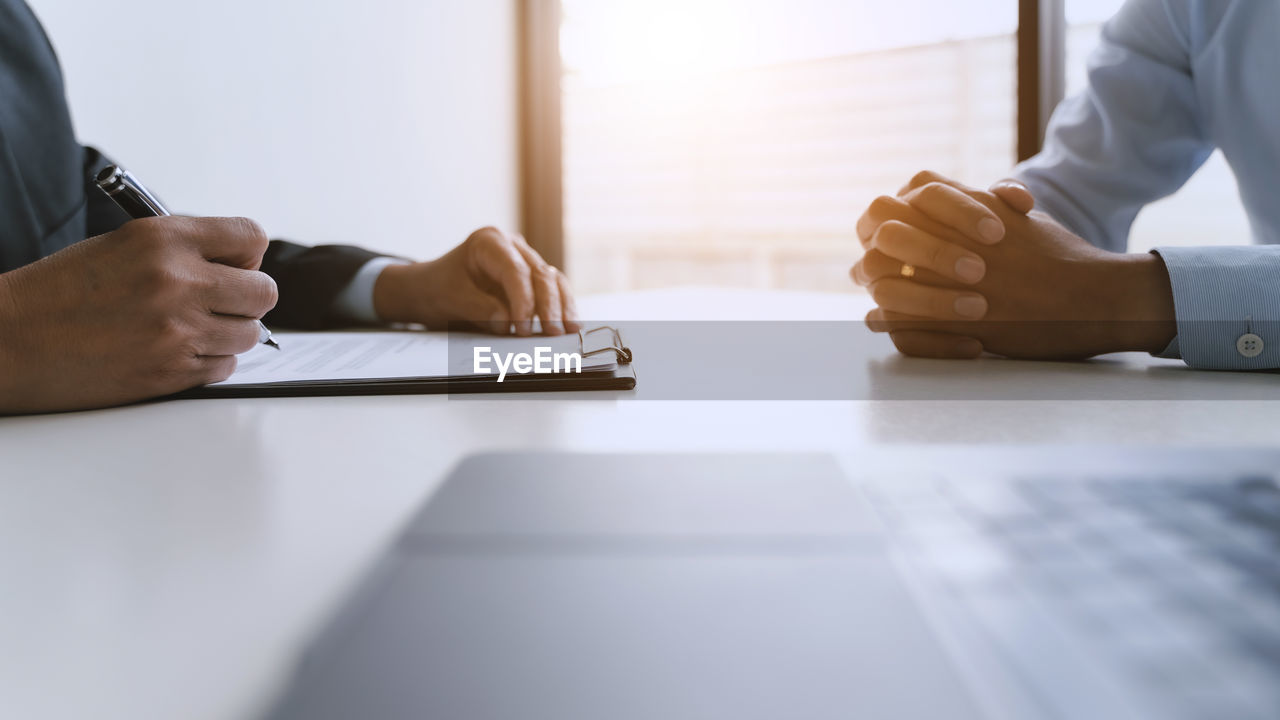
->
<box><xmin>558</xmin><ymin>321</ymin><xmax>1279</xmax><ymax>402</ymax></box>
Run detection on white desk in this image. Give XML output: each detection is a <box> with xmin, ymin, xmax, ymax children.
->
<box><xmin>2</xmin><ymin>288</ymin><xmax>1278</xmax><ymax>720</ymax></box>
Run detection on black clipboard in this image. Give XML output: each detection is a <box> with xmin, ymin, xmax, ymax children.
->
<box><xmin>175</xmin><ymin>326</ymin><xmax>636</xmax><ymax>399</ymax></box>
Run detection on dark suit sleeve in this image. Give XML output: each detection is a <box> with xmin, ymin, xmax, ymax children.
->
<box><xmin>83</xmin><ymin>145</ymin><xmax>384</xmax><ymax>331</ymax></box>
<box><xmin>259</xmin><ymin>240</ymin><xmax>382</xmax><ymax>329</ymax></box>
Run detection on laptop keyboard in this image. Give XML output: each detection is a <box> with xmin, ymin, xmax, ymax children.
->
<box><xmin>862</xmin><ymin>472</ymin><xmax>1280</xmax><ymax>720</ymax></box>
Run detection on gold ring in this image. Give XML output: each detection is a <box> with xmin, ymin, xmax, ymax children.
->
<box><xmin>899</xmin><ymin>264</ymin><xmax>917</xmax><ymax>278</ymax></box>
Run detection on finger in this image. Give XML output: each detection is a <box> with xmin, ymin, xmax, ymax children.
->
<box><xmin>866</xmin><ymin>307</ymin><xmax>939</xmax><ymax>333</ymax></box>
<box><xmin>556</xmin><ymin>270</ymin><xmax>582</xmax><ymax>333</ymax></box>
<box><xmin>989</xmin><ymin>178</ymin><xmax>1036</xmax><ymax>215</ymax></box>
<box><xmin>852</xmin><ymin>249</ymin><xmax>954</xmax><ymax>288</ymax></box>
<box><xmin>866</xmin><ymin>306</ymin><xmax>984</xmax><ymax>358</ymax></box>
<box><xmin>903</xmin><ymin>182</ymin><xmax>1005</xmax><ymax>245</ymax></box>
<box><xmin>856</xmin><ymin>194</ymin><xmax>911</xmax><ymax>248</ymax></box>
<box><xmin>192</xmin><ymin>355</ymin><xmax>238</xmax><ymax>386</ymax></box>
<box><xmin>896</xmin><ymin>170</ymin><xmax>978</xmax><ymax>198</ymax></box>
<box><xmin>888</xmin><ymin>330</ymin><xmax>984</xmax><ymax>359</ymax></box>
<box><xmin>473</xmin><ymin>231</ymin><xmax>535</xmax><ymax>336</ymax></box>
<box><xmin>868</xmin><ymin>278</ymin><xmax>989</xmax><ymax>320</ymax></box>
<box><xmin>196</xmin><ymin>316</ymin><xmax>262</xmax><ymax>357</ymax></box>
<box><xmin>458</xmin><ymin>285</ymin><xmax>511</xmax><ymax>335</ymax></box>
<box><xmin>866</xmin><ymin>307</ymin><xmax>972</xmax><ymax>332</ymax></box>
<box><xmin>204</xmin><ymin>265</ymin><xmax>279</xmax><ymax>319</ymax></box>
<box><xmin>510</xmin><ymin>235</ymin><xmax>565</xmax><ymax>335</ymax></box>
<box><xmin>531</xmin><ymin>265</ymin><xmax>564</xmax><ymax>335</ymax></box>
<box><xmin>869</xmin><ymin>220</ymin><xmax>987</xmax><ymax>285</ymax></box>
<box><xmin>187</xmin><ymin>217</ymin><xmax>271</xmax><ymax>270</ymax></box>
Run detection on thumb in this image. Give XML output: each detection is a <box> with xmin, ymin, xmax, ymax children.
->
<box><xmin>989</xmin><ymin>179</ymin><xmax>1035</xmax><ymax>215</ymax></box>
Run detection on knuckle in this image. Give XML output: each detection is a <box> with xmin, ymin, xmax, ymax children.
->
<box><xmin>152</xmin><ymin>315</ymin><xmax>185</xmax><ymax>347</ymax></box>
<box><xmin>867</xmin><ymin>280</ymin><xmax>889</xmax><ymax>305</ymax></box>
<box><xmin>854</xmin><ymin>253</ymin><xmax>883</xmax><ymax>285</ymax></box>
<box><xmin>234</xmin><ymin>216</ymin><xmax>268</xmax><ymax>241</ymax></box>
<box><xmin>531</xmin><ymin>265</ymin><xmax>555</xmax><ymax>286</ymax></box>
<box><xmin>203</xmin><ymin>357</ymin><xmax>237</xmax><ymax>385</ymax></box>
<box><xmin>126</xmin><ymin>217</ymin><xmax>168</xmax><ymax>246</ymax></box>
<box><xmin>232</xmin><ymin>217</ymin><xmax>270</xmax><ymax>253</ymax></box>
<box><xmin>252</xmin><ymin>274</ymin><xmax>279</xmax><ymax>313</ymax></box>
<box><xmin>509</xmin><ymin>261</ymin><xmax>533</xmax><ymax>282</ymax></box>
<box><xmin>154</xmin><ymin>348</ymin><xmax>200</xmax><ymax>384</ymax></box>
<box><xmin>910</xmin><ymin>170</ymin><xmax>941</xmax><ymax>188</ymax></box>
<box><xmin>139</xmin><ymin>259</ymin><xmax>183</xmax><ymax>296</ymax></box>
<box><xmin>874</xmin><ymin>220</ymin><xmax>908</xmax><ymax>248</ymax></box>
<box><xmin>917</xmin><ymin>182</ymin><xmax>948</xmax><ymax>203</ymax></box>
<box><xmin>849</xmin><ymin>260</ymin><xmax>865</xmax><ymax>285</ymax></box>
<box><xmin>130</xmin><ymin>223</ymin><xmax>180</xmax><ymax>262</ymax></box>
<box><xmin>869</xmin><ymin>194</ymin><xmax>904</xmax><ymax>217</ymax></box>
<box><xmin>469</xmin><ymin>226</ymin><xmax>504</xmax><ymax>246</ymax></box>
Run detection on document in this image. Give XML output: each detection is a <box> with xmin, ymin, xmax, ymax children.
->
<box><xmin>211</xmin><ymin>330</ymin><xmax>618</xmax><ymax>388</ymax></box>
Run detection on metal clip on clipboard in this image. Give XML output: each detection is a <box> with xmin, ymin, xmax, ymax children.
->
<box><xmin>578</xmin><ymin>326</ymin><xmax>633</xmax><ymax>364</ymax></box>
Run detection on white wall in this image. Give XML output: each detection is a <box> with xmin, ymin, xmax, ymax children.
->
<box><xmin>28</xmin><ymin>0</ymin><xmax>518</xmax><ymax>260</ymax></box>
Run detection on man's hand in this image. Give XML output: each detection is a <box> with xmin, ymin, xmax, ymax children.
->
<box><xmin>851</xmin><ymin>172</ymin><xmax>1176</xmax><ymax>360</ymax></box>
<box><xmin>0</xmin><ymin>217</ymin><xmax>278</xmax><ymax>414</ymax></box>
<box><xmin>372</xmin><ymin>226</ymin><xmax>580</xmax><ymax>337</ymax></box>
<box><xmin>851</xmin><ymin>171</ymin><xmax>1036</xmax><ymax>358</ymax></box>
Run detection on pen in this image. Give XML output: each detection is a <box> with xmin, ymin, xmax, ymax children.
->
<box><xmin>94</xmin><ymin>165</ymin><xmax>281</xmax><ymax>350</ymax></box>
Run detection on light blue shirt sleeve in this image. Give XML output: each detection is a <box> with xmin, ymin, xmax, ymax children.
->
<box><xmin>1150</xmin><ymin>246</ymin><xmax>1280</xmax><ymax>370</ymax></box>
<box><xmin>1013</xmin><ymin>0</ymin><xmax>1212</xmax><ymax>253</ymax></box>
<box><xmin>330</xmin><ymin>257</ymin><xmax>411</xmax><ymax>325</ymax></box>
<box><xmin>1012</xmin><ymin>0</ymin><xmax>1280</xmax><ymax>369</ymax></box>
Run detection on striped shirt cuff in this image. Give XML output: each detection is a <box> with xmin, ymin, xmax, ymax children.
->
<box><xmin>1150</xmin><ymin>246</ymin><xmax>1280</xmax><ymax>370</ymax></box>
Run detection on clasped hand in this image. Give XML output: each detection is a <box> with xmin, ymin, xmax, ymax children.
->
<box><xmin>851</xmin><ymin>171</ymin><xmax>1176</xmax><ymax>360</ymax></box>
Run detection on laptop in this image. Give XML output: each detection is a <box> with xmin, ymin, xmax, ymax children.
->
<box><xmin>265</xmin><ymin>451</ymin><xmax>1280</xmax><ymax>719</ymax></box>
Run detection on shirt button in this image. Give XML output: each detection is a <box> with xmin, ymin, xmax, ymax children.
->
<box><xmin>1237</xmin><ymin>333</ymin><xmax>1264</xmax><ymax>358</ymax></box>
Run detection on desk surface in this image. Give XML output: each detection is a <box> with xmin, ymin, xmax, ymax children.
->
<box><xmin>2</xmin><ymin>288</ymin><xmax>1277</xmax><ymax>720</ymax></box>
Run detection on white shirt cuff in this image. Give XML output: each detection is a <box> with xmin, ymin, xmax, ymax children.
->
<box><xmin>330</xmin><ymin>257</ymin><xmax>411</xmax><ymax>325</ymax></box>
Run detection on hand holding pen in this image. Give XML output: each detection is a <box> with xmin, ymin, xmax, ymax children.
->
<box><xmin>0</xmin><ymin>207</ymin><xmax>278</xmax><ymax>413</ymax></box>
<box><xmin>95</xmin><ymin>165</ymin><xmax>280</xmax><ymax>350</ymax></box>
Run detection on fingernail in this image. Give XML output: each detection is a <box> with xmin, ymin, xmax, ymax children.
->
<box><xmin>953</xmin><ymin>295</ymin><xmax>988</xmax><ymax>319</ymax></box>
<box><xmin>516</xmin><ymin>320</ymin><xmax>532</xmax><ymax>336</ymax></box>
<box><xmin>546</xmin><ymin>321</ymin><xmax>565</xmax><ymax>335</ymax></box>
<box><xmin>491</xmin><ymin>311</ymin><xmax>509</xmax><ymax>334</ymax></box>
<box><xmin>956</xmin><ymin>338</ymin><xmax>983</xmax><ymax>357</ymax></box>
<box><xmin>954</xmin><ymin>256</ymin><xmax>986</xmax><ymax>284</ymax></box>
<box><xmin>977</xmin><ymin>217</ymin><xmax>1004</xmax><ymax>244</ymax></box>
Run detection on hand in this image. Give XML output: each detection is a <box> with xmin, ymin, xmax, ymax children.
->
<box><xmin>854</xmin><ymin>180</ymin><xmax>1176</xmax><ymax>360</ymax></box>
<box><xmin>372</xmin><ymin>226</ymin><xmax>580</xmax><ymax>337</ymax></box>
<box><xmin>0</xmin><ymin>217</ymin><xmax>278</xmax><ymax>414</ymax></box>
<box><xmin>851</xmin><ymin>171</ymin><xmax>1036</xmax><ymax>358</ymax></box>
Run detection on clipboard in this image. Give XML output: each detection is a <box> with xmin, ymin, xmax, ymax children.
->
<box><xmin>176</xmin><ymin>326</ymin><xmax>636</xmax><ymax>399</ymax></box>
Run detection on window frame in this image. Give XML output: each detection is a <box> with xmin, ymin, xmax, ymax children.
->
<box><xmin>1018</xmin><ymin>0</ymin><xmax>1066</xmax><ymax>161</ymax></box>
<box><xmin>517</xmin><ymin>0</ymin><xmax>566</xmax><ymax>270</ymax></box>
<box><xmin>519</xmin><ymin>0</ymin><xmax>1067</xmax><ymax>266</ymax></box>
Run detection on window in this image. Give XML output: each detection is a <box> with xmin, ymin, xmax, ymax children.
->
<box><xmin>560</xmin><ymin>0</ymin><xmax>1017</xmax><ymax>294</ymax></box>
<box><xmin>1066</xmin><ymin>1</ymin><xmax>1250</xmax><ymax>252</ymax></box>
